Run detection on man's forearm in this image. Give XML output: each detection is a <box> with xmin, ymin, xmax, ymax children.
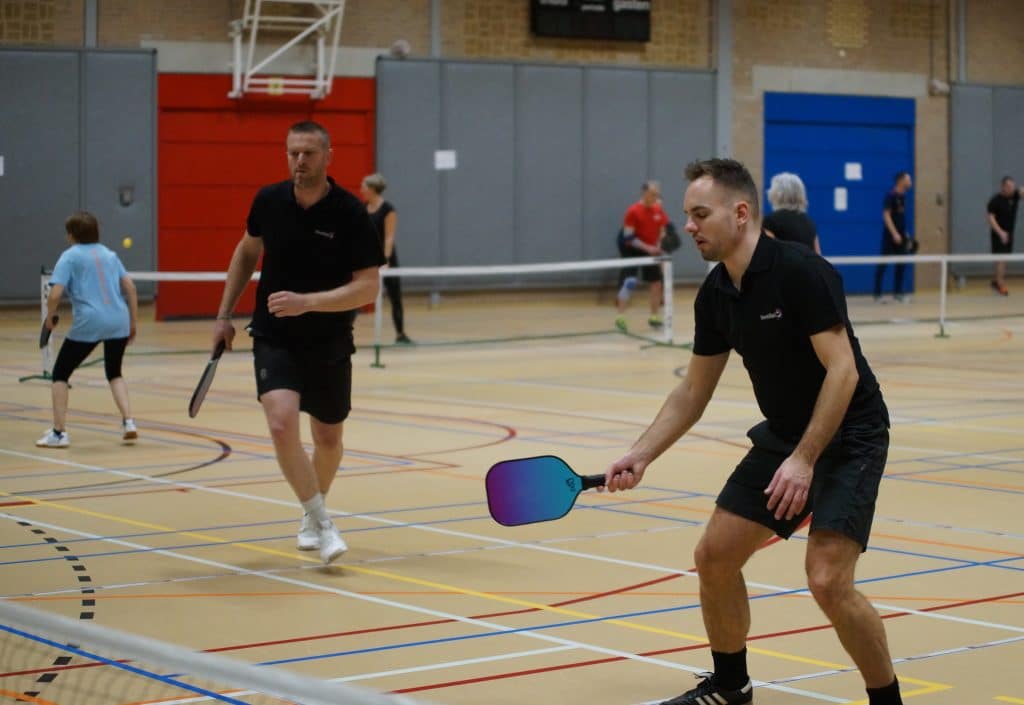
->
<box><xmin>305</xmin><ymin>276</ymin><xmax>380</xmax><ymax>313</ymax></box>
<box><xmin>793</xmin><ymin>362</ymin><xmax>857</xmax><ymax>464</ymax></box>
<box><xmin>217</xmin><ymin>244</ymin><xmax>259</xmax><ymax>317</ymax></box>
<box><xmin>632</xmin><ymin>382</ymin><xmax>705</xmax><ymax>462</ymax></box>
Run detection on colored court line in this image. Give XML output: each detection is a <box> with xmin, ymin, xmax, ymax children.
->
<box><xmin>0</xmin><ymin>690</ymin><xmax>61</xmax><ymax>705</ymax></box>
<box><xmin>0</xmin><ymin>493</ymin><xmax>954</xmax><ymax>698</ymax></box>
<box><xmin>996</xmin><ymin>697</ymin><xmax>1024</xmax><ymax>704</ymax></box>
<box><xmin>0</xmin><ymin>513</ymin><xmax>850</xmax><ymax>704</ymax></box>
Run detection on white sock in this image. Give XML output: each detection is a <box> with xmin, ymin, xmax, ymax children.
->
<box><xmin>301</xmin><ymin>493</ymin><xmax>330</xmax><ymax>524</ymax></box>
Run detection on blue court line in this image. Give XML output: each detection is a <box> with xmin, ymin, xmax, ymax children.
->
<box><xmin>0</xmin><ymin>623</ymin><xmax>251</xmax><ymax>704</ymax></box>
<box><xmin>884</xmin><ymin>446</ymin><xmax>1024</xmax><ymax>465</ymax></box>
<box><xmin>248</xmin><ymin>555</ymin><xmax>1024</xmax><ymax>668</ymax></box>
<box><xmin>887</xmin><ymin>461</ymin><xmax>1024</xmax><ymax>479</ymax></box>
<box><xmin>881</xmin><ymin>474</ymin><xmax>1024</xmax><ymax>495</ymax></box>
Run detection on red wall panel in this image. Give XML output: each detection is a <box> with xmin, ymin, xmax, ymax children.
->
<box><xmin>156</xmin><ymin>73</ymin><xmax>375</xmax><ymax>319</ymax></box>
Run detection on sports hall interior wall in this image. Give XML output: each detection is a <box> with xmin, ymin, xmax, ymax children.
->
<box><xmin>1</xmin><ymin>0</ymin><xmax>1022</xmax><ymax>305</ymax></box>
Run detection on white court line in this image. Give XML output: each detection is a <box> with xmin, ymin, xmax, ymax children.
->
<box><xmin>131</xmin><ymin>646</ymin><xmax>580</xmax><ymax>705</ymax></box>
<box><xmin>0</xmin><ymin>511</ymin><xmax>843</xmax><ymax>703</ymax></box>
<box><xmin>3</xmin><ymin>447</ymin><xmax>1022</xmax><ymax>639</ymax></box>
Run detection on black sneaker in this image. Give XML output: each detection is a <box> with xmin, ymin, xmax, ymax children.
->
<box><xmin>395</xmin><ymin>333</ymin><xmax>414</xmax><ymax>344</ymax></box>
<box><xmin>658</xmin><ymin>672</ymin><xmax>753</xmax><ymax>705</ymax></box>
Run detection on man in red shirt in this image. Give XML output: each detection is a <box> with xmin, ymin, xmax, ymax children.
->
<box><xmin>616</xmin><ymin>180</ymin><xmax>668</xmax><ymax>331</ymax></box>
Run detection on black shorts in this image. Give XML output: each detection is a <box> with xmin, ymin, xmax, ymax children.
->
<box><xmin>716</xmin><ymin>419</ymin><xmax>889</xmax><ymax>550</ymax></box>
<box><xmin>618</xmin><ymin>247</ymin><xmax>662</xmax><ymax>284</ymax></box>
<box><xmin>252</xmin><ymin>336</ymin><xmax>352</xmax><ymax>424</ymax></box>
<box><xmin>991</xmin><ymin>231</ymin><xmax>1014</xmax><ymax>255</ymax></box>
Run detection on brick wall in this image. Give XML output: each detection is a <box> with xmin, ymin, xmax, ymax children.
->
<box><xmin>964</xmin><ymin>0</ymin><xmax>1024</xmax><ymax>84</ymax></box>
<box><xmin>0</xmin><ymin>0</ymin><xmax>81</xmax><ymax>45</ymax></box>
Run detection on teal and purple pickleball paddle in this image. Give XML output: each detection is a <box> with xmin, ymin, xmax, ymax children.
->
<box><xmin>485</xmin><ymin>455</ymin><xmax>605</xmax><ymax>526</ymax></box>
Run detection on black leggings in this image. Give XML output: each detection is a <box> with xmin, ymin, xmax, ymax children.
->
<box><xmin>51</xmin><ymin>337</ymin><xmax>129</xmax><ymax>383</ymax></box>
<box><xmin>384</xmin><ymin>250</ymin><xmax>406</xmax><ymax>335</ymax></box>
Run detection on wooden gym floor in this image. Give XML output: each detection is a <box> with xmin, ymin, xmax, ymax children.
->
<box><xmin>0</xmin><ymin>280</ymin><xmax>1022</xmax><ymax>705</ymax></box>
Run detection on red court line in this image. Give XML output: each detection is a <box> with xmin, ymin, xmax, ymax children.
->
<box><xmin>0</xmin><ymin>528</ymin><xmax>799</xmax><ymax>680</ymax></box>
<box><xmin>393</xmin><ymin>589</ymin><xmax>1024</xmax><ymax>694</ymax></box>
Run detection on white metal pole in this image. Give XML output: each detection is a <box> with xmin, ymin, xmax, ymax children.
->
<box><xmin>662</xmin><ymin>259</ymin><xmax>674</xmax><ymax>344</ymax></box>
<box><xmin>39</xmin><ymin>273</ymin><xmax>52</xmax><ymax>376</ymax></box>
<box><xmin>938</xmin><ymin>259</ymin><xmax>949</xmax><ymax>337</ymax></box>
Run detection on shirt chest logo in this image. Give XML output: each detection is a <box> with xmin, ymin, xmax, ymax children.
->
<box><xmin>759</xmin><ymin>308</ymin><xmax>783</xmax><ymax>321</ymax></box>
<box><xmin>314</xmin><ymin>229</ymin><xmax>335</xmax><ymax>239</ymax></box>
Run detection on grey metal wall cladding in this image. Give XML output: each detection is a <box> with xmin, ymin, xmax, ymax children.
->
<box><xmin>582</xmin><ymin>69</ymin><xmax>649</xmax><ymax>261</ymax></box>
<box><xmin>376</xmin><ymin>57</ymin><xmax>716</xmax><ymax>286</ymax></box>
<box><xmin>950</xmin><ymin>84</ymin><xmax>994</xmax><ymax>257</ymax></box>
<box><xmin>992</xmin><ymin>89</ymin><xmax>1024</xmax><ymax>198</ymax></box>
<box><xmin>83</xmin><ymin>52</ymin><xmax>156</xmax><ymax>284</ymax></box>
<box><xmin>442</xmin><ymin>62</ymin><xmax>516</xmax><ymax>266</ymax></box>
<box><xmin>515</xmin><ymin>65</ymin><xmax>585</xmax><ymax>264</ymax></box>
<box><xmin>375</xmin><ymin>59</ymin><xmax>442</xmax><ymax>267</ymax></box>
<box><xmin>0</xmin><ymin>51</ymin><xmax>81</xmax><ymax>300</ymax></box>
<box><xmin>0</xmin><ymin>48</ymin><xmax>155</xmax><ymax>302</ymax></box>
<box><xmin>649</xmin><ymin>70</ymin><xmax>716</xmax><ymax>278</ymax></box>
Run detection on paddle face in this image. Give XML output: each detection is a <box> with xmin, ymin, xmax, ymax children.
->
<box><xmin>485</xmin><ymin>455</ymin><xmax>603</xmax><ymax>526</ymax></box>
<box><xmin>188</xmin><ymin>341</ymin><xmax>226</xmax><ymax>418</ymax></box>
<box><xmin>38</xmin><ymin>315</ymin><xmax>58</xmax><ymax>349</ymax></box>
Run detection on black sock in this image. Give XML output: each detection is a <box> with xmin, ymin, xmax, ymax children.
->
<box><xmin>711</xmin><ymin>648</ymin><xmax>748</xmax><ymax>690</ymax></box>
<box><xmin>866</xmin><ymin>678</ymin><xmax>902</xmax><ymax>705</ymax></box>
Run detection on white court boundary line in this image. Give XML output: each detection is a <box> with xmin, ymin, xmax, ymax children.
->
<box><xmin>2</xmin><ymin>447</ymin><xmax>1021</xmax><ymax>639</ymax></box>
<box><xmin>0</xmin><ymin>511</ymin><xmax>843</xmax><ymax>704</ymax></box>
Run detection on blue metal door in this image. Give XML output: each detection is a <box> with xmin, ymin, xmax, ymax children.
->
<box><xmin>764</xmin><ymin>93</ymin><xmax>915</xmax><ymax>294</ymax></box>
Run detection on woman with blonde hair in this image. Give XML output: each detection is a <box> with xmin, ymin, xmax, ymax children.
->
<box><xmin>763</xmin><ymin>172</ymin><xmax>821</xmax><ymax>254</ymax></box>
<box><xmin>360</xmin><ymin>173</ymin><xmax>411</xmax><ymax>343</ymax></box>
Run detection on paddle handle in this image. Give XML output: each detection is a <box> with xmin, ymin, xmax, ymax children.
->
<box><xmin>580</xmin><ymin>474</ymin><xmax>605</xmax><ymax>491</ymax></box>
<box><xmin>211</xmin><ymin>339</ymin><xmax>226</xmax><ymax>360</ymax></box>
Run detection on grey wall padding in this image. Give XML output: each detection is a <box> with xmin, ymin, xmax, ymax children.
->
<box><xmin>376</xmin><ymin>57</ymin><xmax>716</xmax><ymax>287</ymax></box>
<box><xmin>0</xmin><ymin>48</ymin><xmax>156</xmax><ymax>302</ymax></box>
<box><xmin>950</xmin><ymin>83</ymin><xmax>1024</xmax><ymax>272</ymax></box>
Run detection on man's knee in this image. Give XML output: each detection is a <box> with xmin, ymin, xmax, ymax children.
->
<box><xmin>694</xmin><ymin>533</ymin><xmax>744</xmax><ymax>583</ymax></box>
<box><xmin>806</xmin><ymin>553</ymin><xmax>855</xmax><ymax>612</ymax></box>
<box><xmin>311</xmin><ymin>422</ymin><xmax>343</xmax><ymax>453</ymax></box>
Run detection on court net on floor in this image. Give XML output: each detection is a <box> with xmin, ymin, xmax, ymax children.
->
<box><xmin>0</xmin><ymin>599</ymin><xmax>434</xmax><ymax>705</ymax></box>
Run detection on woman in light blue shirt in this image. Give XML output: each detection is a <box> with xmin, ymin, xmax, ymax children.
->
<box><xmin>37</xmin><ymin>212</ymin><xmax>139</xmax><ymax>448</ymax></box>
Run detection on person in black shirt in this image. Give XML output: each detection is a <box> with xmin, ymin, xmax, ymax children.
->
<box><xmin>603</xmin><ymin>159</ymin><xmax>901</xmax><ymax>705</ymax></box>
<box><xmin>212</xmin><ymin>121</ymin><xmax>386</xmax><ymax>566</ymax></box>
<box><xmin>873</xmin><ymin>171</ymin><xmax>913</xmax><ymax>302</ymax></box>
<box><xmin>361</xmin><ymin>173</ymin><xmax>412</xmax><ymax>343</ymax></box>
<box><xmin>986</xmin><ymin>175</ymin><xmax>1024</xmax><ymax>296</ymax></box>
<box><xmin>763</xmin><ymin>171</ymin><xmax>820</xmax><ymax>253</ymax></box>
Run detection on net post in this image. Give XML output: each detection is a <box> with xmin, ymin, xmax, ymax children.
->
<box><xmin>936</xmin><ymin>258</ymin><xmax>950</xmax><ymax>338</ymax></box>
<box><xmin>662</xmin><ymin>258</ymin><xmax>674</xmax><ymax>344</ymax></box>
<box><xmin>19</xmin><ymin>269</ymin><xmax>55</xmax><ymax>383</ymax></box>
<box><xmin>371</xmin><ymin>270</ymin><xmax>386</xmax><ymax>368</ymax></box>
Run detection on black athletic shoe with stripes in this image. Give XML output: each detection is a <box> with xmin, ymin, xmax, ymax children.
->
<box><xmin>658</xmin><ymin>672</ymin><xmax>753</xmax><ymax>705</ymax></box>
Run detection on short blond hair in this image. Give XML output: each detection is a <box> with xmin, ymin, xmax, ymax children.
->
<box><xmin>363</xmin><ymin>173</ymin><xmax>387</xmax><ymax>194</ymax></box>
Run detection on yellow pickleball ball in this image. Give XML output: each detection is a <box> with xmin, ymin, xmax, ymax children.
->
<box><xmin>122</xmin><ymin>237</ymin><xmax>133</xmax><ymax>249</ymax></box>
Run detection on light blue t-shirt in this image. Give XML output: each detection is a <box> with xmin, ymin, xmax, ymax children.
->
<box><xmin>50</xmin><ymin>243</ymin><xmax>130</xmax><ymax>342</ymax></box>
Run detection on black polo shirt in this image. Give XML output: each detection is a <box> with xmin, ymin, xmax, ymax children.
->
<box><xmin>987</xmin><ymin>191</ymin><xmax>1020</xmax><ymax>236</ymax></box>
<box><xmin>882</xmin><ymin>190</ymin><xmax>907</xmax><ymax>239</ymax></box>
<box><xmin>246</xmin><ymin>177</ymin><xmax>386</xmax><ymax>349</ymax></box>
<box><xmin>693</xmin><ymin>236</ymin><xmax>886</xmax><ymax>443</ymax></box>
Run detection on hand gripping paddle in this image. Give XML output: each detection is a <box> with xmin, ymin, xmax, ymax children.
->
<box><xmin>39</xmin><ymin>315</ymin><xmax>58</xmax><ymax>348</ymax></box>
<box><xmin>188</xmin><ymin>340</ymin><xmax>226</xmax><ymax>418</ymax></box>
<box><xmin>485</xmin><ymin>455</ymin><xmax>605</xmax><ymax>526</ymax></box>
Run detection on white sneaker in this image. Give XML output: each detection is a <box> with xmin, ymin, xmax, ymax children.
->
<box><xmin>296</xmin><ymin>513</ymin><xmax>320</xmax><ymax>551</ymax></box>
<box><xmin>36</xmin><ymin>429</ymin><xmax>69</xmax><ymax>448</ymax></box>
<box><xmin>122</xmin><ymin>418</ymin><xmax>138</xmax><ymax>443</ymax></box>
<box><xmin>318</xmin><ymin>521</ymin><xmax>348</xmax><ymax>565</ymax></box>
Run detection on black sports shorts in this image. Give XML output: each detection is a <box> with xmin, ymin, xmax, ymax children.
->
<box><xmin>252</xmin><ymin>336</ymin><xmax>352</xmax><ymax>424</ymax></box>
<box><xmin>716</xmin><ymin>419</ymin><xmax>889</xmax><ymax>550</ymax></box>
<box><xmin>991</xmin><ymin>231</ymin><xmax>1014</xmax><ymax>255</ymax></box>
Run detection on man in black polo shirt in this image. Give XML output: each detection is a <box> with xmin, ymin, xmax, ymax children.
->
<box><xmin>212</xmin><ymin>121</ymin><xmax>385</xmax><ymax>565</ymax></box>
<box><xmin>987</xmin><ymin>175</ymin><xmax>1024</xmax><ymax>296</ymax></box>
<box><xmin>603</xmin><ymin>159</ymin><xmax>902</xmax><ymax>705</ymax></box>
<box><xmin>873</xmin><ymin>171</ymin><xmax>913</xmax><ymax>302</ymax></box>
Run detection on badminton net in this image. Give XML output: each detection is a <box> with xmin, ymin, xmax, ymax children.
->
<box><xmin>0</xmin><ymin>599</ymin><xmax>434</xmax><ymax>705</ymax></box>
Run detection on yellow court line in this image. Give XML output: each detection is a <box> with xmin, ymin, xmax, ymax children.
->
<box><xmin>996</xmin><ymin>697</ymin><xmax>1024</xmax><ymax>704</ymax></box>
<box><xmin>4</xmin><ymin>490</ymin><xmax>950</xmax><ymax>692</ymax></box>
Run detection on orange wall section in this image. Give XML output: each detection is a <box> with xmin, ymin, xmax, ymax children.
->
<box><xmin>157</xmin><ymin>74</ymin><xmax>376</xmax><ymax>319</ymax></box>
